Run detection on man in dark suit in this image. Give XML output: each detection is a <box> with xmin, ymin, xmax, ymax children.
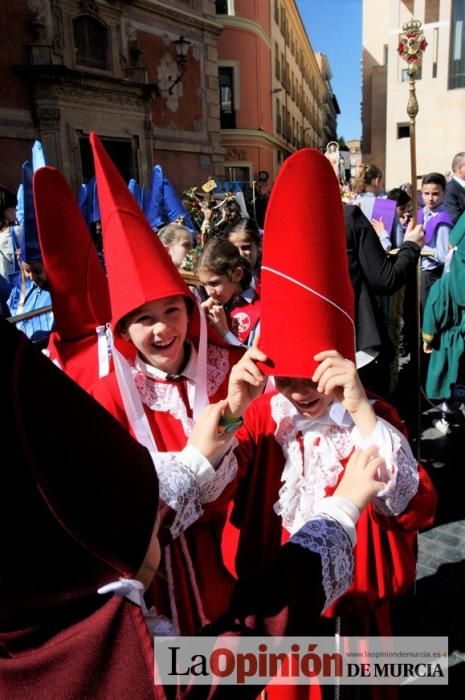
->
<box><xmin>343</xmin><ymin>204</ymin><xmax>424</xmax><ymax>397</ymax></box>
<box><xmin>444</xmin><ymin>152</ymin><xmax>465</xmax><ymax>224</ymax></box>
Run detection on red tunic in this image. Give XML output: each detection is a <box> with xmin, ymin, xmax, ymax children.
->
<box><xmin>90</xmin><ymin>343</ymin><xmax>243</xmax><ymax>635</ymax></box>
<box><xmin>222</xmin><ymin>391</ymin><xmax>437</xmax><ymax>700</ymax></box>
<box><xmin>45</xmin><ymin>330</ymin><xmax>111</xmax><ymax>391</ymax></box>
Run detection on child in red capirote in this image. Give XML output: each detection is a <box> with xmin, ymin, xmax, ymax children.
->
<box><xmin>220</xmin><ymin>149</ymin><xmax>437</xmax><ymax>700</ymax></box>
<box><xmin>0</xmin><ymin>316</ymin><xmax>389</xmax><ymax>700</ymax></box>
<box><xmin>87</xmin><ymin>133</ymin><xmax>243</xmax><ymax>635</ymax></box>
<box><xmin>33</xmin><ymin>166</ymin><xmax>113</xmax><ymax>390</ymax></box>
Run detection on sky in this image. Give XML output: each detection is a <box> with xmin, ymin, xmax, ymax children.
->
<box><xmin>296</xmin><ymin>0</ymin><xmax>362</xmax><ymax>141</ymax></box>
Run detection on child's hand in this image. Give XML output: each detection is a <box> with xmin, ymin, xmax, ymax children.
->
<box><xmin>312</xmin><ymin>350</ymin><xmax>377</xmax><ymax>438</ymax></box>
<box><xmin>187</xmin><ymin>400</ymin><xmax>235</xmax><ymax>463</ymax></box>
<box><xmin>201</xmin><ymin>298</ymin><xmax>229</xmax><ymax>337</ymax></box>
<box><xmin>312</xmin><ymin>350</ymin><xmax>367</xmax><ymax>414</ymax></box>
<box><xmin>225</xmin><ymin>338</ymin><xmax>267</xmax><ymax>418</ymax></box>
<box><xmin>333</xmin><ymin>446</ymin><xmax>388</xmax><ymax>511</ymax></box>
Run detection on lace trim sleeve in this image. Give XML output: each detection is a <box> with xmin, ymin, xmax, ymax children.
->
<box><xmin>352</xmin><ymin>417</ymin><xmax>419</xmax><ymax>516</ymax></box>
<box><xmin>199</xmin><ymin>447</ymin><xmax>239</xmax><ymax>504</ymax></box>
<box><xmin>289</xmin><ymin>515</ymin><xmax>354</xmax><ymax>612</ymax></box>
<box><xmin>154</xmin><ymin>454</ymin><xmax>203</xmax><ymax>539</ymax></box>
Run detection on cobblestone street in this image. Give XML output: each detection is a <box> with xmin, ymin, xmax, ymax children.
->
<box><xmin>390</xmin><ymin>361</ymin><xmax>465</xmax><ymax>697</ymax></box>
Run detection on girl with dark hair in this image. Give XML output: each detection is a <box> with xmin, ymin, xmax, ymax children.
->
<box><xmin>195</xmin><ymin>236</ymin><xmax>261</xmax><ymax>347</ymax></box>
<box><xmin>226</xmin><ymin>216</ymin><xmax>262</xmax><ymax>289</ymax></box>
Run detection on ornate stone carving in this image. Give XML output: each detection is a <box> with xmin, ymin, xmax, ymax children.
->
<box><xmin>226</xmin><ymin>148</ymin><xmax>247</xmax><ymax>161</ymax></box>
<box><xmin>28</xmin><ymin>0</ymin><xmax>52</xmax><ymax>43</ymax></box>
<box><xmin>51</xmin><ymin>0</ymin><xmax>64</xmax><ymax>54</ymax></box>
<box><xmin>79</xmin><ymin>0</ymin><xmax>100</xmax><ymax>16</ymax></box>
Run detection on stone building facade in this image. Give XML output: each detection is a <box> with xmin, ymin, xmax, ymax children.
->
<box><xmin>362</xmin><ymin>0</ymin><xmax>465</xmax><ymax>189</ymax></box>
<box><xmin>0</xmin><ymin>0</ymin><xmax>225</xmax><ymax>194</ymax></box>
<box><xmin>215</xmin><ymin>0</ymin><xmax>338</xmax><ymax>190</ymax></box>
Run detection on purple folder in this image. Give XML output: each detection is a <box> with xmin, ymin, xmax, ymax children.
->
<box><xmin>372</xmin><ymin>198</ymin><xmax>397</xmax><ymax>235</ymax></box>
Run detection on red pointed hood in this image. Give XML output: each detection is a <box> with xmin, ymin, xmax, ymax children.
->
<box><xmin>258</xmin><ymin>148</ymin><xmax>355</xmax><ymax>378</ymax></box>
<box><xmin>89</xmin><ymin>132</ymin><xmax>194</xmax><ymax>330</ymax></box>
<box><xmin>33</xmin><ymin>167</ymin><xmax>111</xmax><ymax>341</ymax></box>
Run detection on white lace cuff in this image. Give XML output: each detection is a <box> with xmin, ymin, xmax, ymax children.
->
<box><xmin>352</xmin><ymin>417</ymin><xmax>419</xmax><ymax>516</ymax></box>
<box><xmin>199</xmin><ymin>447</ymin><xmax>238</xmax><ymax>504</ymax></box>
<box><xmin>314</xmin><ymin>496</ymin><xmax>360</xmax><ymax>547</ymax></box>
<box><xmin>178</xmin><ymin>445</ymin><xmax>216</xmax><ymax>487</ymax></box>
<box><xmin>154</xmin><ymin>453</ymin><xmax>203</xmax><ymax>538</ymax></box>
<box><xmin>290</xmin><ymin>515</ymin><xmax>354</xmax><ymax>612</ymax></box>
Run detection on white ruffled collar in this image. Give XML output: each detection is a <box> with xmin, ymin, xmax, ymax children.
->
<box><xmin>134</xmin><ymin>342</ymin><xmax>197</xmax><ymax>383</ymax></box>
<box><xmin>271</xmin><ymin>393</ymin><xmax>355</xmax><ymax>535</ymax></box>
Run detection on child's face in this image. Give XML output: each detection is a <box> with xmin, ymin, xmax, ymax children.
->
<box><xmin>197</xmin><ymin>266</ymin><xmax>243</xmax><ymax>305</ymax></box>
<box><xmin>22</xmin><ymin>261</ymin><xmax>48</xmax><ymax>288</ymax></box>
<box><xmin>274</xmin><ymin>376</ymin><xmax>334</xmax><ymax>420</ymax></box>
<box><xmin>228</xmin><ymin>231</ymin><xmax>259</xmax><ymax>270</ymax></box>
<box><xmin>421</xmin><ymin>183</ymin><xmax>444</xmax><ymax>210</ymax></box>
<box><xmin>167</xmin><ymin>233</ymin><xmax>193</xmax><ymax>268</ymax></box>
<box><xmin>121</xmin><ymin>296</ymin><xmax>189</xmax><ymax>375</ymax></box>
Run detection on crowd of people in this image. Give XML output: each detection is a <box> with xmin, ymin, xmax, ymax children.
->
<box><xmin>4</xmin><ymin>136</ymin><xmax>465</xmax><ymax>698</ymax></box>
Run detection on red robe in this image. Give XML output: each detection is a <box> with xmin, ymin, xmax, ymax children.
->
<box><xmin>222</xmin><ymin>391</ymin><xmax>437</xmax><ymax>700</ymax></box>
<box><xmin>45</xmin><ymin>330</ymin><xmax>111</xmax><ymax>391</ymax></box>
<box><xmin>90</xmin><ymin>342</ymin><xmax>243</xmax><ymax>635</ymax></box>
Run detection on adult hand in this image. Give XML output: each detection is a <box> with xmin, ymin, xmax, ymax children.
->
<box><xmin>404</xmin><ymin>220</ymin><xmax>425</xmax><ymax>248</ymax></box>
<box><xmin>370</xmin><ymin>216</ymin><xmax>387</xmax><ymax>237</ymax></box>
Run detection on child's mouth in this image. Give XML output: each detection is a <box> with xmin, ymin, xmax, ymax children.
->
<box><xmin>152</xmin><ymin>338</ymin><xmax>175</xmax><ymax>350</ymax></box>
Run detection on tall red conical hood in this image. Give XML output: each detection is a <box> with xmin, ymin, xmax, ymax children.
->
<box><xmin>259</xmin><ymin>148</ymin><xmax>355</xmax><ymax>378</ymax></box>
<box><xmin>89</xmin><ymin>132</ymin><xmax>193</xmax><ymax>330</ymax></box>
<box><xmin>33</xmin><ymin>166</ymin><xmax>111</xmax><ymax>341</ymax></box>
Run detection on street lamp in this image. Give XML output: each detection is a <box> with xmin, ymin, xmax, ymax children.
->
<box><xmin>167</xmin><ymin>36</ymin><xmax>191</xmax><ymax>95</ymax></box>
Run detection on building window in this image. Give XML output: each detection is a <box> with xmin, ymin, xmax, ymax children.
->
<box><xmin>402</xmin><ymin>0</ymin><xmax>414</xmax><ymax>13</ymax></box>
<box><xmin>225</xmin><ymin>165</ymin><xmax>251</xmax><ymax>184</ymax></box>
<box><xmin>274</xmin><ymin>0</ymin><xmax>279</xmax><ymax>24</ymax></box>
<box><xmin>449</xmin><ymin>0</ymin><xmax>465</xmax><ymax>89</ymax></box>
<box><xmin>219</xmin><ymin>67</ymin><xmax>236</xmax><ymax>128</ymax></box>
<box><xmin>275</xmin><ymin>42</ymin><xmax>280</xmax><ymax>80</ymax></box>
<box><xmin>397</xmin><ymin>123</ymin><xmax>410</xmax><ymax>139</ymax></box>
<box><xmin>215</xmin><ymin>0</ymin><xmax>235</xmax><ymax>15</ymax></box>
<box><xmin>73</xmin><ymin>15</ymin><xmax>109</xmax><ymax>70</ymax></box>
<box><xmin>276</xmin><ymin>99</ymin><xmax>281</xmax><ymax>134</ymax></box>
<box><xmin>425</xmin><ymin>0</ymin><xmax>440</xmax><ymax>24</ymax></box>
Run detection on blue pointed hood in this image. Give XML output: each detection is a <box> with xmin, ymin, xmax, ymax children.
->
<box><xmin>20</xmin><ymin>161</ymin><xmax>42</xmax><ymax>263</ymax></box>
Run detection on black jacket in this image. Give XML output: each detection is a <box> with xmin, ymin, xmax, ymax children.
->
<box><xmin>444</xmin><ymin>178</ymin><xmax>465</xmax><ymax>224</ymax></box>
<box><xmin>344</xmin><ymin>204</ymin><xmax>420</xmax><ymax>353</ymax></box>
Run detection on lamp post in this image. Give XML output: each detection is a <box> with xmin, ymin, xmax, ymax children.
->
<box><xmin>167</xmin><ymin>35</ymin><xmax>191</xmax><ymax>95</ymax></box>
